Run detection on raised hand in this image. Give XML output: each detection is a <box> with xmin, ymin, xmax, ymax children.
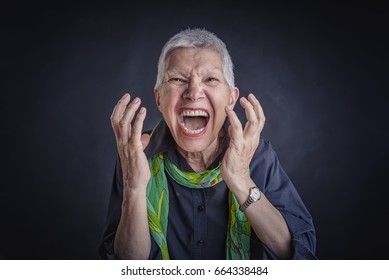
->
<box><xmin>221</xmin><ymin>93</ymin><xmax>266</xmax><ymax>191</ymax></box>
<box><xmin>110</xmin><ymin>93</ymin><xmax>151</xmax><ymax>188</ymax></box>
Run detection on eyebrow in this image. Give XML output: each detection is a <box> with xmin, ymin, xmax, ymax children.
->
<box><xmin>165</xmin><ymin>69</ymin><xmax>186</xmax><ymax>77</ymax></box>
<box><xmin>165</xmin><ymin>68</ymin><xmax>223</xmax><ymax>77</ymax></box>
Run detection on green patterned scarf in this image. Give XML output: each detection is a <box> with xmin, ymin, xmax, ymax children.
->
<box><xmin>146</xmin><ymin>152</ymin><xmax>251</xmax><ymax>260</ymax></box>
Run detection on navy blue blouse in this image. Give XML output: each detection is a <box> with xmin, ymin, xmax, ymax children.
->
<box><xmin>99</xmin><ymin>120</ymin><xmax>317</xmax><ymax>259</ymax></box>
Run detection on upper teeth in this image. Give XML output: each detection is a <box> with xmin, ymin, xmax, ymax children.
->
<box><xmin>180</xmin><ymin>110</ymin><xmax>208</xmax><ymax>117</ymax></box>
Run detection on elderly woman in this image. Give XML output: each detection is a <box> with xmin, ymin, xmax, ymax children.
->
<box><xmin>99</xmin><ymin>28</ymin><xmax>316</xmax><ymax>260</ymax></box>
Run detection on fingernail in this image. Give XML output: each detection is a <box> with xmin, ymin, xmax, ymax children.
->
<box><xmin>241</xmin><ymin>97</ymin><xmax>248</xmax><ymax>102</ymax></box>
<box><xmin>122</xmin><ymin>93</ymin><xmax>129</xmax><ymax>99</ymax></box>
<box><xmin>140</xmin><ymin>107</ymin><xmax>146</xmax><ymax>114</ymax></box>
<box><xmin>133</xmin><ymin>97</ymin><xmax>140</xmax><ymax>103</ymax></box>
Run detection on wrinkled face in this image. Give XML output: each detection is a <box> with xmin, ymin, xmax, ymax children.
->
<box><xmin>154</xmin><ymin>47</ymin><xmax>239</xmax><ymax>153</ymax></box>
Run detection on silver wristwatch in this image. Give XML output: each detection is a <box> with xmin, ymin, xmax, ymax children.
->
<box><xmin>239</xmin><ymin>186</ymin><xmax>261</xmax><ymax>212</ymax></box>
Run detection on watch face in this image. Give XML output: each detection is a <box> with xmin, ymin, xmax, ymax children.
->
<box><xmin>251</xmin><ymin>187</ymin><xmax>261</xmax><ymax>200</ymax></box>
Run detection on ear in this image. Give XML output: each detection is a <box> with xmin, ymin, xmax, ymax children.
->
<box><xmin>154</xmin><ymin>88</ymin><xmax>162</xmax><ymax>111</ymax></box>
<box><xmin>229</xmin><ymin>87</ymin><xmax>239</xmax><ymax>108</ymax></box>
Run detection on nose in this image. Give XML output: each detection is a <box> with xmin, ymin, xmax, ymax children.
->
<box><xmin>183</xmin><ymin>79</ymin><xmax>205</xmax><ymax>101</ymax></box>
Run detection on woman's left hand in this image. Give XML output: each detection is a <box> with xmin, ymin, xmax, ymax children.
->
<box><xmin>221</xmin><ymin>93</ymin><xmax>266</xmax><ymax>191</ymax></box>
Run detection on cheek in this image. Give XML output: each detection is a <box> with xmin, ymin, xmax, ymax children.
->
<box><xmin>159</xmin><ymin>96</ymin><xmax>178</xmax><ymax>118</ymax></box>
<box><xmin>159</xmin><ymin>94</ymin><xmax>171</xmax><ymax>110</ymax></box>
<box><xmin>211</xmin><ymin>95</ymin><xmax>230</xmax><ymax>112</ymax></box>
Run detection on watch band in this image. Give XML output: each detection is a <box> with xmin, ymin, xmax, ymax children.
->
<box><xmin>239</xmin><ymin>186</ymin><xmax>261</xmax><ymax>212</ymax></box>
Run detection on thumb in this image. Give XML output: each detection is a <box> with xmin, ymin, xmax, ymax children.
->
<box><xmin>141</xmin><ymin>133</ymin><xmax>151</xmax><ymax>150</ymax></box>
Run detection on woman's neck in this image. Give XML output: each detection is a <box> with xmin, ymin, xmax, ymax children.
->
<box><xmin>177</xmin><ymin>130</ymin><xmax>225</xmax><ymax>172</ymax></box>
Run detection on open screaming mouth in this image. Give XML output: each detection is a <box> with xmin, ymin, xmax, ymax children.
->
<box><xmin>179</xmin><ymin>109</ymin><xmax>209</xmax><ymax>135</ymax></box>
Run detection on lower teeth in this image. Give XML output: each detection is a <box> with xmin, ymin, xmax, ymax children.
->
<box><xmin>182</xmin><ymin>124</ymin><xmax>205</xmax><ymax>134</ymax></box>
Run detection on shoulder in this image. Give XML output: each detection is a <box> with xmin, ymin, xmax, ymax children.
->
<box><xmin>250</xmin><ymin>137</ymin><xmax>281</xmax><ymax>176</ymax></box>
<box><xmin>253</xmin><ymin>137</ymin><xmax>275</xmax><ymax>161</ymax></box>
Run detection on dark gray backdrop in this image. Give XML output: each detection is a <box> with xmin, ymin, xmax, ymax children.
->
<box><xmin>1</xmin><ymin>1</ymin><xmax>388</xmax><ymax>259</ymax></box>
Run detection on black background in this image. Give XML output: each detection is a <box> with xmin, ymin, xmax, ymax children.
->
<box><xmin>1</xmin><ymin>1</ymin><xmax>388</xmax><ymax>260</ymax></box>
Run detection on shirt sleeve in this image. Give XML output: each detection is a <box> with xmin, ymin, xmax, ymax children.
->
<box><xmin>98</xmin><ymin>156</ymin><xmax>123</xmax><ymax>259</ymax></box>
<box><xmin>250</xmin><ymin>138</ymin><xmax>317</xmax><ymax>260</ymax></box>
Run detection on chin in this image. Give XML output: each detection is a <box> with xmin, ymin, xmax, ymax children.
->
<box><xmin>177</xmin><ymin>139</ymin><xmax>211</xmax><ymax>154</ymax></box>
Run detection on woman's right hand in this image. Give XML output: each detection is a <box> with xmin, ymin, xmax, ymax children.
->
<box><xmin>110</xmin><ymin>93</ymin><xmax>151</xmax><ymax>189</ymax></box>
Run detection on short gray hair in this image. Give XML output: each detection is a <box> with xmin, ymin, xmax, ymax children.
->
<box><xmin>154</xmin><ymin>28</ymin><xmax>235</xmax><ymax>91</ymax></box>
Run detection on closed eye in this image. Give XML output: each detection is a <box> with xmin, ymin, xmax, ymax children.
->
<box><xmin>168</xmin><ymin>77</ymin><xmax>187</xmax><ymax>85</ymax></box>
<box><xmin>204</xmin><ymin>77</ymin><xmax>220</xmax><ymax>86</ymax></box>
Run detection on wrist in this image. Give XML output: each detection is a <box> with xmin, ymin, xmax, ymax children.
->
<box><xmin>224</xmin><ymin>176</ymin><xmax>255</xmax><ymax>205</ymax></box>
<box><xmin>239</xmin><ymin>186</ymin><xmax>261</xmax><ymax>212</ymax></box>
<box><xmin>123</xmin><ymin>178</ymin><xmax>148</xmax><ymax>197</ymax></box>
<box><xmin>123</xmin><ymin>172</ymin><xmax>150</xmax><ymax>189</ymax></box>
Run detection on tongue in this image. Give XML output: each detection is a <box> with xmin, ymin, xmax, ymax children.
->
<box><xmin>184</xmin><ymin>117</ymin><xmax>206</xmax><ymax>130</ymax></box>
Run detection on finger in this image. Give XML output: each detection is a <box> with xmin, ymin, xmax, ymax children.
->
<box><xmin>225</xmin><ymin>105</ymin><xmax>243</xmax><ymax>141</ymax></box>
<box><xmin>110</xmin><ymin>93</ymin><xmax>131</xmax><ymax>137</ymax></box>
<box><xmin>248</xmin><ymin>93</ymin><xmax>266</xmax><ymax>131</ymax></box>
<box><xmin>240</xmin><ymin>96</ymin><xmax>259</xmax><ymax>137</ymax></box>
<box><xmin>120</xmin><ymin>97</ymin><xmax>142</xmax><ymax>145</ymax></box>
<box><xmin>130</xmin><ymin>107</ymin><xmax>147</xmax><ymax>146</ymax></box>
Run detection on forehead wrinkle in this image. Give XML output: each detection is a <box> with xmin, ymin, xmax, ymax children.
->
<box><xmin>165</xmin><ymin>50</ymin><xmax>223</xmax><ymax>77</ymax></box>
